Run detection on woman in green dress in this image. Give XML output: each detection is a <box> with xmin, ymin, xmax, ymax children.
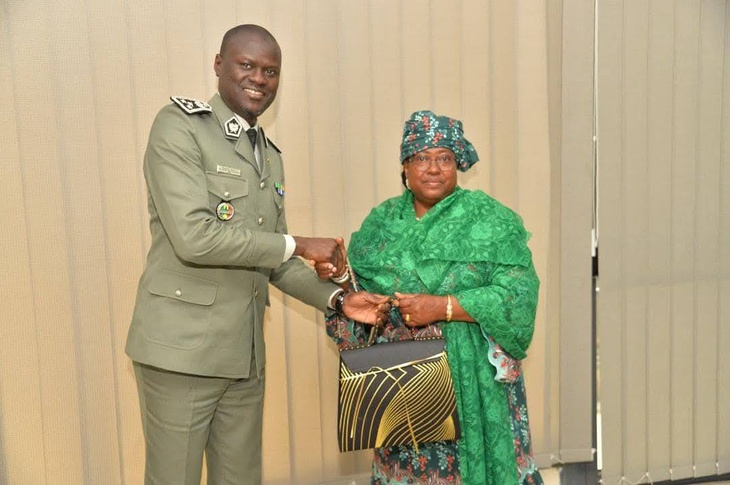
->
<box><xmin>323</xmin><ymin>110</ymin><xmax>543</xmax><ymax>485</ymax></box>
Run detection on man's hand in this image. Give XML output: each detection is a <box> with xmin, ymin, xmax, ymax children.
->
<box><xmin>314</xmin><ymin>239</ymin><xmax>348</xmax><ymax>280</ymax></box>
<box><xmin>293</xmin><ymin>236</ymin><xmax>345</xmax><ymax>275</ymax></box>
<box><xmin>342</xmin><ymin>292</ymin><xmax>391</xmax><ymax>325</ymax></box>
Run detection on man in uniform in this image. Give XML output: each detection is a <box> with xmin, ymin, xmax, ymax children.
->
<box><xmin>126</xmin><ymin>24</ymin><xmax>388</xmax><ymax>484</ymax></box>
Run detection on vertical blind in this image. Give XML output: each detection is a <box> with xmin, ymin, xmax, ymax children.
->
<box><xmin>597</xmin><ymin>0</ymin><xmax>730</xmax><ymax>483</ymax></box>
<box><xmin>0</xmin><ymin>0</ymin><xmax>594</xmax><ymax>483</ymax></box>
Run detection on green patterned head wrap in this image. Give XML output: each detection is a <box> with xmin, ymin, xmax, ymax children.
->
<box><xmin>400</xmin><ymin>110</ymin><xmax>479</xmax><ymax>172</ymax></box>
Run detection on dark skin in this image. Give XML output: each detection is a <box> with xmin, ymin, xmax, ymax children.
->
<box><xmin>404</xmin><ymin>147</ymin><xmax>459</xmax><ymax>218</ymax></box>
<box><xmin>316</xmin><ymin>147</ymin><xmax>476</xmax><ymax>327</ymax></box>
<box><xmin>215</xmin><ymin>25</ymin><xmax>390</xmax><ymax>324</ymax></box>
<box><xmin>214</xmin><ymin>25</ymin><xmax>281</xmax><ymax>126</ymax></box>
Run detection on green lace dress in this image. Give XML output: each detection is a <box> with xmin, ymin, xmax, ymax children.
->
<box><xmin>326</xmin><ymin>187</ymin><xmax>543</xmax><ymax>485</ymax></box>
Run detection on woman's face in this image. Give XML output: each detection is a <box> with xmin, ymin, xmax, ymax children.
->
<box><xmin>403</xmin><ymin>147</ymin><xmax>458</xmax><ymax>211</ymax></box>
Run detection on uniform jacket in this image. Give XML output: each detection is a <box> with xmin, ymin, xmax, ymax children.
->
<box><xmin>126</xmin><ymin>93</ymin><xmax>337</xmax><ymax>378</ymax></box>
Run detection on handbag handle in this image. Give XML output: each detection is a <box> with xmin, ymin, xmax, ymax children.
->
<box><xmin>343</xmin><ymin>260</ymin><xmax>440</xmax><ymax>346</ymax></box>
<box><xmin>341</xmin><ymin>259</ymin><xmax>379</xmax><ymax>346</ymax></box>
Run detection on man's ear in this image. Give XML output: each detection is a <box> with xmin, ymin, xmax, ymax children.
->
<box><xmin>213</xmin><ymin>54</ymin><xmax>222</xmax><ymax>77</ymax></box>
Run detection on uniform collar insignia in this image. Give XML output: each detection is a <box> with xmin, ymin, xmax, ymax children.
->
<box><xmin>170</xmin><ymin>96</ymin><xmax>212</xmax><ymax>114</ymax></box>
<box><xmin>224</xmin><ymin>117</ymin><xmax>242</xmax><ymax>138</ymax></box>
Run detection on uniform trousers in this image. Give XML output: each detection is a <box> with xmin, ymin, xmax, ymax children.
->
<box><xmin>134</xmin><ymin>361</ymin><xmax>265</xmax><ymax>485</ymax></box>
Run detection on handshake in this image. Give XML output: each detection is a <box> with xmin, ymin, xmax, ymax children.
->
<box><xmin>292</xmin><ymin>235</ymin><xmax>349</xmax><ymax>279</ymax></box>
<box><xmin>293</xmin><ymin>236</ymin><xmax>390</xmax><ymax>325</ymax></box>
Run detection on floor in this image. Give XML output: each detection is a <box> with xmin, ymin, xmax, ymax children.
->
<box><xmin>320</xmin><ymin>467</ymin><xmax>730</xmax><ymax>485</ymax></box>
<box><xmin>322</xmin><ymin>467</ymin><xmax>562</xmax><ymax>485</ymax></box>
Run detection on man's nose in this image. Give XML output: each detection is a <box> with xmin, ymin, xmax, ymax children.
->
<box><xmin>249</xmin><ymin>68</ymin><xmax>266</xmax><ymax>85</ymax></box>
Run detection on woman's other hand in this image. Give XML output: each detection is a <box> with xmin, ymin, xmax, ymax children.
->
<box><xmin>392</xmin><ymin>292</ymin><xmax>448</xmax><ymax>327</ymax></box>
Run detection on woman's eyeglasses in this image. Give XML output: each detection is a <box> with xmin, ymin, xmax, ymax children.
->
<box><xmin>409</xmin><ymin>153</ymin><xmax>456</xmax><ymax>171</ymax></box>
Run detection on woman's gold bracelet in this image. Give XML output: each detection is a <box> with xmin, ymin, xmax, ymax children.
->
<box><xmin>446</xmin><ymin>294</ymin><xmax>453</xmax><ymax>323</ymax></box>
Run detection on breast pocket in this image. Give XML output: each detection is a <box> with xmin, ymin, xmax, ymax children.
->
<box><xmin>205</xmin><ymin>172</ymin><xmax>250</xmax><ymax>223</ymax></box>
<box><xmin>206</xmin><ymin>172</ymin><xmax>249</xmax><ymax>203</ymax></box>
<box><xmin>145</xmin><ymin>270</ymin><xmax>219</xmax><ymax>350</ymax></box>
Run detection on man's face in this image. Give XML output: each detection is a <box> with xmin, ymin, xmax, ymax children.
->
<box><xmin>214</xmin><ymin>32</ymin><xmax>281</xmax><ymax>125</ymax></box>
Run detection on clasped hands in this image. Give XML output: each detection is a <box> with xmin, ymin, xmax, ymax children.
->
<box><xmin>294</xmin><ymin>236</ymin><xmax>390</xmax><ymax>325</ymax></box>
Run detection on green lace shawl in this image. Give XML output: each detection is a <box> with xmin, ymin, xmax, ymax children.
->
<box><xmin>348</xmin><ymin>187</ymin><xmax>540</xmax><ymax>485</ymax></box>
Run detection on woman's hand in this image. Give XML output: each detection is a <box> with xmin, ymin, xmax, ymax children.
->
<box><xmin>342</xmin><ymin>292</ymin><xmax>391</xmax><ymax>325</ymax></box>
<box><xmin>391</xmin><ymin>292</ymin><xmax>448</xmax><ymax>327</ymax></box>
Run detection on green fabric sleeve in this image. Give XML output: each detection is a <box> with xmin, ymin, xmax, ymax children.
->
<box><xmin>454</xmin><ymin>261</ymin><xmax>539</xmax><ymax>360</ymax></box>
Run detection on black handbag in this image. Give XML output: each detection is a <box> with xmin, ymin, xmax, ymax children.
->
<box><xmin>337</xmin><ymin>334</ymin><xmax>460</xmax><ymax>452</ymax></box>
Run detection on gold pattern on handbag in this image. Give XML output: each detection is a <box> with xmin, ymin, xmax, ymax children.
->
<box><xmin>336</xmin><ymin>261</ymin><xmax>460</xmax><ymax>452</ymax></box>
<box><xmin>338</xmin><ymin>338</ymin><xmax>460</xmax><ymax>452</ymax></box>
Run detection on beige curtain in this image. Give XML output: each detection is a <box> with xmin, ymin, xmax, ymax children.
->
<box><xmin>597</xmin><ymin>0</ymin><xmax>730</xmax><ymax>483</ymax></box>
<box><xmin>0</xmin><ymin>1</ymin><xmax>588</xmax><ymax>483</ymax></box>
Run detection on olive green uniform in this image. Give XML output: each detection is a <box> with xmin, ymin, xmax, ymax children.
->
<box><xmin>126</xmin><ymin>94</ymin><xmax>336</xmax><ymax>484</ymax></box>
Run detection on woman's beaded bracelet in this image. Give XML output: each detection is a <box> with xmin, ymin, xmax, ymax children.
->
<box><xmin>445</xmin><ymin>294</ymin><xmax>453</xmax><ymax>323</ymax></box>
<box><xmin>330</xmin><ymin>271</ymin><xmax>350</xmax><ymax>284</ymax></box>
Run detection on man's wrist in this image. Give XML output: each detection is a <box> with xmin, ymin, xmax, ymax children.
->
<box><xmin>334</xmin><ymin>290</ymin><xmax>347</xmax><ymax>315</ymax></box>
<box><xmin>282</xmin><ymin>234</ymin><xmax>295</xmax><ymax>262</ymax></box>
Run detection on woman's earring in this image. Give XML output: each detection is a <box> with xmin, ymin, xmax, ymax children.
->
<box><xmin>405</xmin><ymin>178</ymin><xmax>411</xmax><ymax>190</ymax></box>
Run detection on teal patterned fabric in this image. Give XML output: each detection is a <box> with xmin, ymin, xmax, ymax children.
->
<box><xmin>400</xmin><ymin>110</ymin><xmax>479</xmax><ymax>172</ymax></box>
<box><xmin>327</xmin><ymin>187</ymin><xmax>543</xmax><ymax>485</ymax></box>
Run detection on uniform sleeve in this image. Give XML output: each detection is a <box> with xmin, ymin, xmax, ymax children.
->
<box><xmin>144</xmin><ymin>107</ymin><xmax>287</xmax><ymax>268</ymax></box>
<box><xmin>268</xmin><ymin>257</ymin><xmax>339</xmax><ymax>313</ymax></box>
<box><xmin>454</xmin><ymin>260</ymin><xmax>540</xmax><ymax>360</ymax></box>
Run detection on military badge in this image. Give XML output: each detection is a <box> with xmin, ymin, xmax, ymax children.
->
<box><xmin>216</xmin><ymin>201</ymin><xmax>235</xmax><ymax>221</ymax></box>
<box><xmin>274</xmin><ymin>182</ymin><xmax>285</xmax><ymax>196</ymax></box>
<box><xmin>170</xmin><ymin>96</ymin><xmax>212</xmax><ymax>114</ymax></box>
<box><xmin>224</xmin><ymin>117</ymin><xmax>242</xmax><ymax>138</ymax></box>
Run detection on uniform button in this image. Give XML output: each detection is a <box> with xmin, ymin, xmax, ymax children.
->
<box><xmin>174</xmin><ymin>289</ymin><xmax>182</xmax><ymax>297</ymax></box>
<box><xmin>223</xmin><ymin>191</ymin><xmax>230</xmax><ymax>198</ymax></box>
<box><xmin>257</xmin><ymin>217</ymin><xmax>264</xmax><ymax>225</ymax></box>
<box><xmin>260</xmin><ymin>182</ymin><xmax>266</xmax><ymax>189</ymax></box>
<box><xmin>254</xmin><ymin>290</ymin><xmax>259</xmax><ymax>297</ymax></box>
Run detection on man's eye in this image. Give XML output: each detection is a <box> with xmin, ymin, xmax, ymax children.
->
<box><xmin>265</xmin><ymin>69</ymin><xmax>278</xmax><ymax>77</ymax></box>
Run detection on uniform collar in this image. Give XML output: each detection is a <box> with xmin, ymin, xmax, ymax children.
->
<box><xmin>208</xmin><ymin>93</ymin><xmax>271</xmax><ymax>149</ymax></box>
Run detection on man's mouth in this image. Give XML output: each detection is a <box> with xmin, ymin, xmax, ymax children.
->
<box><xmin>243</xmin><ymin>87</ymin><xmax>265</xmax><ymax>100</ymax></box>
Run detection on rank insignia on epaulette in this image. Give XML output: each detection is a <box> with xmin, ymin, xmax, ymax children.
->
<box><xmin>260</xmin><ymin>128</ymin><xmax>281</xmax><ymax>153</ymax></box>
<box><xmin>274</xmin><ymin>182</ymin><xmax>285</xmax><ymax>196</ymax></box>
<box><xmin>224</xmin><ymin>117</ymin><xmax>242</xmax><ymax>138</ymax></box>
<box><xmin>170</xmin><ymin>96</ymin><xmax>212</xmax><ymax>114</ymax></box>
<box><xmin>267</xmin><ymin>138</ymin><xmax>282</xmax><ymax>153</ymax></box>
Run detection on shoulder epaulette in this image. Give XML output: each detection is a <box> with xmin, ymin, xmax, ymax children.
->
<box><xmin>170</xmin><ymin>96</ymin><xmax>212</xmax><ymax>114</ymax></box>
<box><xmin>266</xmin><ymin>137</ymin><xmax>282</xmax><ymax>154</ymax></box>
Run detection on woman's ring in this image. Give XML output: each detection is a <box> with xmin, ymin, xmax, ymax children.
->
<box><xmin>405</xmin><ymin>313</ymin><xmax>410</xmax><ymax>322</ymax></box>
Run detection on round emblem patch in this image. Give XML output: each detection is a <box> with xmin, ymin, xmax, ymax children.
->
<box><xmin>216</xmin><ymin>201</ymin><xmax>235</xmax><ymax>221</ymax></box>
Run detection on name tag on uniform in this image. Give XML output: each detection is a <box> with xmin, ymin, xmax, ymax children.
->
<box><xmin>216</xmin><ymin>165</ymin><xmax>241</xmax><ymax>177</ymax></box>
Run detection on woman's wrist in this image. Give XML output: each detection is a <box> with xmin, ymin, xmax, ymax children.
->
<box><xmin>330</xmin><ymin>271</ymin><xmax>350</xmax><ymax>284</ymax></box>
